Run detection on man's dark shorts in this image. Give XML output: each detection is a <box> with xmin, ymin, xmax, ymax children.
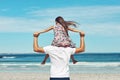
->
<box><xmin>50</xmin><ymin>77</ymin><xmax>70</xmax><ymax>80</ymax></box>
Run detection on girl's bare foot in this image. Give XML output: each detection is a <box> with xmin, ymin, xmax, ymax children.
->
<box><xmin>41</xmin><ymin>61</ymin><xmax>46</xmax><ymax>65</ymax></box>
<box><xmin>73</xmin><ymin>60</ymin><xmax>78</xmax><ymax>64</ymax></box>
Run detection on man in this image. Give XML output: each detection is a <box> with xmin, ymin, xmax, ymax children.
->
<box><xmin>33</xmin><ymin>32</ymin><xmax>85</xmax><ymax>80</ymax></box>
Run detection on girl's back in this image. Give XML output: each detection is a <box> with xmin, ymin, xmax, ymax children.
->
<box><xmin>51</xmin><ymin>23</ymin><xmax>75</xmax><ymax>48</ymax></box>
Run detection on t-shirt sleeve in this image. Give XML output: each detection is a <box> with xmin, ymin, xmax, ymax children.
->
<box><xmin>43</xmin><ymin>46</ymin><xmax>51</xmax><ymax>54</ymax></box>
<box><xmin>68</xmin><ymin>48</ymin><xmax>76</xmax><ymax>55</ymax></box>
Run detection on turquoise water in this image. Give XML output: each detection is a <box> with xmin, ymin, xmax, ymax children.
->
<box><xmin>0</xmin><ymin>53</ymin><xmax>120</xmax><ymax>73</ymax></box>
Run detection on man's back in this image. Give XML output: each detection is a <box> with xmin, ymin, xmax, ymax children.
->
<box><xmin>43</xmin><ymin>46</ymin><xmax>75</xmax><ymax>77</ymax></box>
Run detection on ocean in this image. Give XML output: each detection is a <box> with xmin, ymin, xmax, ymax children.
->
<box><xmin>0</xmin><ymin>53</ymin><xmax>120</xmax><ymax>73</ymax></box>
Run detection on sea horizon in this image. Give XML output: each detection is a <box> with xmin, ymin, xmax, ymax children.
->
<box><xmin>0</xmin><ymin>52</ymin><xmax>120</xmax><ymax>73</ymax></box>
<box><xmin>0</xmin><ymin>52</ymin><xmax>120</xmax><ymax>54</ymax></box>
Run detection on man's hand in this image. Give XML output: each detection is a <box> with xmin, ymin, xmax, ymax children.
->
<box><xmin>80</xmin><ymin>31</ymin><xmax>85</xmax><ymax>37</ymax></box>
<box><xmin>33</xmin><ymin>32</ymin><xmax>40</xmax><ymax>37</ymax></box>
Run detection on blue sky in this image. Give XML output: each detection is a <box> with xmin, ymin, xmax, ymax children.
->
<box><xmin>0</xmin><ymin>0</ymin><xmax>120</xmax><ymax>53</ymax></box>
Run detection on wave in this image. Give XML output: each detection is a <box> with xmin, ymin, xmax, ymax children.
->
<box><xmin>71</xmin><ymin>62</ymin><xmax>120</xmax><ymax>67</ymax></box>
<box><xmin>0</xmin><ymin>62</ymin><xmax>120</xmax><ymax>67</ymax></box>
<box><xmin>2</xmin><ymin>56</ymin><xmax>16</xmax><ymax>59</ymax></box>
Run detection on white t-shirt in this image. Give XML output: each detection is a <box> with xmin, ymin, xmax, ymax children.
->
<box><xmin>43</xmin><ymin>46</ymin><xmax>75</xmax><ymax>78</ymax></box>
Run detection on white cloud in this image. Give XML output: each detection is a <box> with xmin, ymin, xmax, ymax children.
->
<box><xmin>26</xmin><ymin>6</ymin><xmax>120</xmax><ymax>36</ymax></box>
<box><xmin>28</xmin><ymin>6</ymin><xmax>120</xmax><ymax>20</ymax></box>
<box><xmin>0</xmin><ymin>8</ymin><xmax>9</xmax><ymax>12</ymax></box>
<box><xmin>0</xmin><ymin>17</ymin><xmax>53</xmax><ymax>32</ymax></box>
<box><xmin>81</xmin><ymin>23</ymin><xmax>120</xmax><ymax>36</ymax></box>
<box><xmin>0</xmin><ymin>6</ymin><xmax>120</xmax><ymax>36</ymax></box>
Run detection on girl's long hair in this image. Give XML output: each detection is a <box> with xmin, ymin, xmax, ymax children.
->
<box><xmin>55</xmin><ymin>16</ymin><xmax>78</xmax><ymax>36</ymax></box>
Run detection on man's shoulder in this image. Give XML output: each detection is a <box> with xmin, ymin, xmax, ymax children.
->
<box><xmin>44</xmin><ymin>46</ymin><xmax>75</xmax><ymax>51</ymax></box>
<box><xmin>44</xmin><ymin>46</ymin><xmax>76</xmax><ymax>55</ymax></box>
<box><xmin>43</xmin><ymin>45</ymin><xmax>53</xmax><ymax>49</ymax></box>
<box><xmin>43</xmin><ymin>45</ymin><xmax>57</xmax><ymax>50</ymax></box>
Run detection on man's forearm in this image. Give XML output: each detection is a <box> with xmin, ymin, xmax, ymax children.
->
<box><xmin>33</xmin><ymin>37</ymin><xmax>39</xmax><ymax>51</ymax></box>
<box><xmin>80</xmin><ymin>37</ymin><xmax>85</xmax><ymax>51</ymax></box>
<box><xmin>33</xmin><ymin>37</ymin><xmax>44</xmax><ymax>53</ymax></box>
<box><xmin>75</xmin><ymin>33</ymin><xmax>85</xmax><ymax>53</ymax></box>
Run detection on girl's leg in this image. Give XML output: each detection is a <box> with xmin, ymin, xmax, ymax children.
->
<box><xmin>41</xmin><ymin>54</ymin><xmax>49</xmax><ymax>64</ymax></box>
<box><xmin>71</xmin><ymin>55</ymin><xmax>78</xmax><ymax>64</ymax></box>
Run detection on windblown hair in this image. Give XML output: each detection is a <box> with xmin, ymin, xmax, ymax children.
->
<box><xmin>55</xmin><ymin>16</ymin><xmax>78</xmax><ymax>36</ymax></box>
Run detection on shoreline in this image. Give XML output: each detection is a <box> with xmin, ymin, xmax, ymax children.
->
<box><xmin>0</xmin><ymin>72</ymin><xmax>120</xmax><ymax>80</ymax></box>
<box><xmin>0</xmin><ymin>62</ymin><xmax>120</xmax><ymax>74</ymax></box>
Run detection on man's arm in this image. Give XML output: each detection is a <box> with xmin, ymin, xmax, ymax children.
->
<box><xmin>75</xmin><ymin>32</ymin><xmax>85</xmax><ymax>53</ymax></box>
<box><xmin>33</xmin><ymin>33</ymin><xmax>45</xmax><ymax>53</ymax></box>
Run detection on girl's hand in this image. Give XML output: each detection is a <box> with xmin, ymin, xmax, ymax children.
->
<box><xmin>33</xmin><ymin>32</ymin><xmax>40</xmax><ymax>37</ymax></box>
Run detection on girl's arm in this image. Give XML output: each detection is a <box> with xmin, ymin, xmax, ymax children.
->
<box><xmin>68</xmin><ymin>27</ymin><xmax>82</xmax><ymax>33</ymax></box>
<box><xmin>38</xmin><ymin>26</ymin><xmax>54</xmax><ymax>34</ymax></box>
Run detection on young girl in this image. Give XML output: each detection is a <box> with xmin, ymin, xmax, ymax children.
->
<box><xmin>38</xmin><ymin>16</ymin><xmax>83</xmax><ymax>64</ymax></box>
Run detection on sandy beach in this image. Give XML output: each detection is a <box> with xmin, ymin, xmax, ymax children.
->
<box><xmin>0</xmin><ymin>72</ymin><xmax>120</xmax><ymax>80</ymax></box>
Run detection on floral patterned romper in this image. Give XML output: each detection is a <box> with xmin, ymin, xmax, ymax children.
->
<box><xmin>51</xmin><ymin>24</ymin><xmax>76</xmax><ymax>48</ymax></box>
